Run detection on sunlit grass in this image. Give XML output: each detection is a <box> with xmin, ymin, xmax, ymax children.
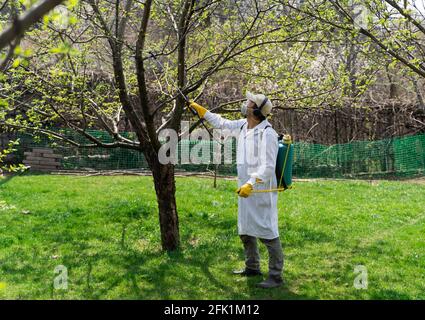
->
<box><xmin>0</xmin><ymin>174</ymin><xmax>424</xmax><ymax>299</ymax></box>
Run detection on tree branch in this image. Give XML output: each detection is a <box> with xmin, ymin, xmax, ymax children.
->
<box><xmin>0</xmin><ymin>0</ymin><xmax>64</xmax><ymax>50</ymax></box>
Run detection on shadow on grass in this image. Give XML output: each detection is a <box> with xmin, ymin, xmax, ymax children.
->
<box><xmin>0</xmin><ymin>174</ymin><xmax>14</xmax><ymax>187</ymax></box>
<box><xmin>80</xmin><ymin>234</ymin><xmax>315</xmax><ymax>299</ymax></box>
<box><xmin>120</xmin><ymin>249</ymin><xmax>312</xmax><ymax>300</ymax></box>
<box><xmin>42</xmin><ymin>234</ymin><xmax>315</xmax><ymax>300</ymax></box>
<box><xmin>282</xmin><ymin>225</ymin><xmax>334</xmax><ymax>247</ymax></box>
<box><xmin>244</xmin><ymin>276</ymin><xmax>312</xmax><ymax>300</ymax></box>
<box><xmin>1</xmin><ymin>196</ymin><xmax>315</xmax><ymax>299</ymax></box>
<box><xmin>368</xmin><ymin>289</ymin><xmax>414</xmax><ymax>300</ymax></box>
<box><xmin>0</xmin><ymin>169</ymin><xmax>49</xmax><ymax>188</ymax></box>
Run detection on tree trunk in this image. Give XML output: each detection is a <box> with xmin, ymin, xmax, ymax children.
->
<box><xmin>144</xmin><ymin>148</ymin><xmax>180</xmax><ymax>251</ymax></box>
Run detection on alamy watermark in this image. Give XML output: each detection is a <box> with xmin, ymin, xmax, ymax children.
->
<box><xmin>353</xmin><ymin>265</ymin><xmax>368</xmax><ymax>290</ymax></box>
<box><xmin>349</xmin><ymin>0</ymin><xmax>370</xmax><ymax>29</ymax></box>
<box><xmin>54</xmin><ymin>265</ymin><xmax>68</xmax><ymax>290</ymax></box>
<box><xmin>157</xmin><ymin>121</ymin><xmax>272</xmax><ymax>167</ymax></box>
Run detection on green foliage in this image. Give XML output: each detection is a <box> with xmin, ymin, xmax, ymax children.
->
<box><xmin>49</xmin><ymin>42</ymin><xmax>79</xmax><ymax>55</ymax></box>
<box><xmin>0</xmin><ymin>139</ymin><xmax>27</xmax><ymax>173</ymax></box>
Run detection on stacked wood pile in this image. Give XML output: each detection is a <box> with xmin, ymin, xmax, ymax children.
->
<box><xmin>23</xmin><ymin>148</ymin><xmax>62</xmax><ymax>171</ymax></box>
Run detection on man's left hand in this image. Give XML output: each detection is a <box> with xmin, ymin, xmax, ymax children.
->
<box><xmin>236</xmin><ymin>183</ymin><xmax>253</xmax><ymax>198</ymax></box>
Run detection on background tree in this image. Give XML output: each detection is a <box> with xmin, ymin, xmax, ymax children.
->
<box><xmin>277</xmin><ymin>0</ymin><xmax>425</xmax><ymax>135</ymax></box>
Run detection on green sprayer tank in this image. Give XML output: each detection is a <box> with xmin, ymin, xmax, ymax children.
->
<box><xmin>276</xmin><ymin>134</ymin><xmax>294</xmax><ymax>189</ymax></box>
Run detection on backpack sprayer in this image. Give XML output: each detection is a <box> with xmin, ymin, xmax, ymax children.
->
<box><xmin>251</xmin><ymin>134</ymin><xmax>294</xmax><ymax>194</ymax></box>
<box><xmin>237</xmin><ymin>121</ymin><xmax>294</xmax><ymax>194</ymax></box>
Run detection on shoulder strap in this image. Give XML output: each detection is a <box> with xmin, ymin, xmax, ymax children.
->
<box><xmin>241</xmin><ymin>123</ymin><xmax>270</xmax><ymax>131</ymax></box>
<box><xmin>259</xmin><ymin>125</ymin><xmax>272</xmax><ymax>141</ymax></box>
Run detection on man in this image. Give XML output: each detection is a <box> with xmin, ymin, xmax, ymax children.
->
<box><xmin>189</xmin><ymin>91</ymin><xmax>284</xmax><ymax>289</ymax></box>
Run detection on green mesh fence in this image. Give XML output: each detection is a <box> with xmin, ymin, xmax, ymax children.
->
<box><xmin>12</xmin><ymin>128</ymin><xmax>425</xmax><ymax>179</ymax></box>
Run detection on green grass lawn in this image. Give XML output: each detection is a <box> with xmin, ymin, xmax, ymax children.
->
<box><xmin>0</xmin><ymin>174</ymin><xmax>424</xmax><ymax>299</ymax></box>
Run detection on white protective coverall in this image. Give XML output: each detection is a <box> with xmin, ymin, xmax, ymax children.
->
<box><xmin>203</xmin><ymin>111</ymin><xmax>279</xmax><ymax>239</ymax></box>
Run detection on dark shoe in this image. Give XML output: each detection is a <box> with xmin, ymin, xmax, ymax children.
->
<box><xmin>256</xmin><ymin>276</ymin><xmax>283</xmax><ymax>288</ymax></box>
<box><xmin>232</xmin><ymin>268</ymin><xmax>263</xmax><ymax>277</ymax></box>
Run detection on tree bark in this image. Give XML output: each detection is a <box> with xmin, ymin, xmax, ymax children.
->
<box><xmin>144</xmin><ymin>147</ymin><xmax>180</xmax><ymax>251</ymax></box>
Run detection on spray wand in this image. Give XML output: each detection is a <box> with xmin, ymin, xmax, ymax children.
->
<box><xmin>148</xmin><ymin>51</ymin><xmax>218</xmax><ymax>142</ymax></box>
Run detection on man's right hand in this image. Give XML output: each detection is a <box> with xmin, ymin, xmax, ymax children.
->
<box><xmin>188</xmin><ymin>101</ymin><xmax>208</xmax><ymax>118</ymax></box>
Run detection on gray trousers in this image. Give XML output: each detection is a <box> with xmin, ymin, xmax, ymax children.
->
<box><xmin>240</xmin><ymin>235</ymin><xmax>284</xmax><ymax>279</ymax></box>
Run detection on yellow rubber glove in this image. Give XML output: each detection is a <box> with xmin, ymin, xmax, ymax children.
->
<box><xmin>189</xmin><ymin>101</ymin><xmax>208</xmax><ymax>118</ymax></box>
<box><xmin>236</xmin><ymin>183</ymin><xmax>253</xmax><ymax>198</ymax></box>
